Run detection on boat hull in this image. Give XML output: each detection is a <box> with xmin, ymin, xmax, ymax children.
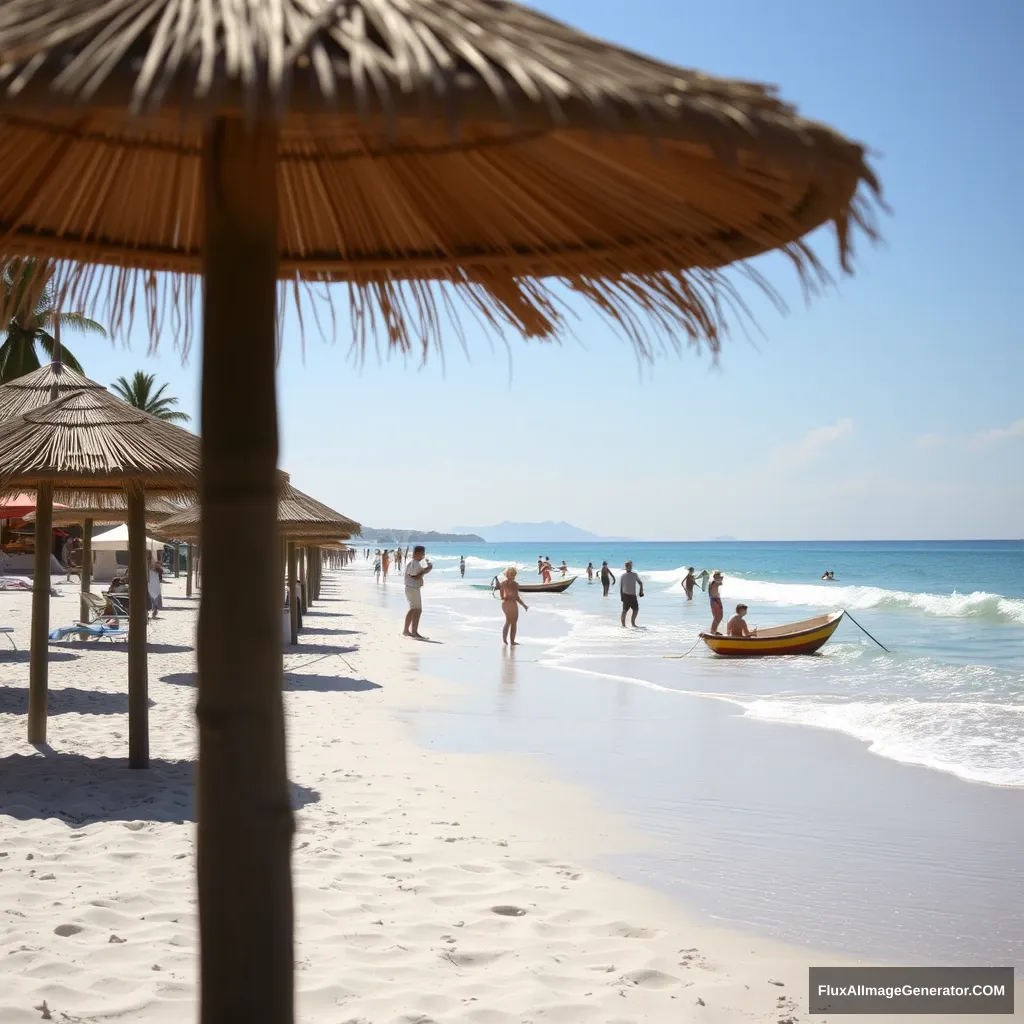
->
<box><xmin>700</xmin><ymin>612</ymin><xmax>844</xmax><ymax>657</ymax></box>
<box><xmin>518</xmin><ymin>576</ymin><xmax>577</xmax><ymax>594</ymax></box>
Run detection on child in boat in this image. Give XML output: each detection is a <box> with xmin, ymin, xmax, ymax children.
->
<box><xmin>727</xmin><ymin>604</ymin><xmax>756</xmax><ymax>637</ymax></box>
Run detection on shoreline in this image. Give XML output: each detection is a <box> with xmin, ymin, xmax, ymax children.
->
<box><xmin>0</xmin><ymin>568</ymin><xmax>1016</xmax><ymax>1021</ymax></box>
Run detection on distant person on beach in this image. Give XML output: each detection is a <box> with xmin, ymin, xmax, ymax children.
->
<box><xmin>600</xmin><ymin>561</ymin><xmax>615</xmax><ymax>597</ymax></box>
<box><xmin>727</xmin><ymin>604</ymin><xmax>755</xmax><ymax>637</ymax></box>
<box><xmin>498</xmin><ymin>567</ymin><xmax>529</xmax><ymax>646</ymax></box>
<box><xmin>821</xmin><ymin>570</ymin><xmax>835</xmax><ymax>581</ymax></box>
<box><xmin>395</xmin><ymin>548</ymin><xmax>403</xmax><ymax>571</ymax></box>
<box><xmin>147</xmin><ymin>551</ymin><xmax>163</xmax><ymax>619</ymax></box>
<box><xmin>682</xmin><ymin>567</ymin><xmax>697</xmax><ymax>600</ymax></box>
<box><xmin>537</xmin><ymin>556</ymin><xmax>543</xmax><ymax>578</ymax></box>
<box><xmin>460</xmin><ymin>556</ymin><xmax>466</xmax><ymax>578</ymax></box>
<box><xmin>586</xmin><ymin>562</ymin><xmax>594</xmax><ymax>582</ymax></box>
<box><xmin>541</xmin><ymin>557</ymin><xmax>553</xmax><ymax>584</ymax></box>
<box><xmin>708</xmin><ymin>571</ymin><xmax>724</xmax><ymax>634</ymax></box>
<box><xmin>403</xmin><ymin>545</ymin><xmax>433</xmax><ymax>639</ymax></box>
<box><xmin>559</xmin><ymin>560</ymin><xmax>568</xmax><ymax>577</ymax></box>
<box><xmin>619</xmin><ymin>561</ymin><xmax>645</xmax><ymax>627</ymax></box>
<box><xmin>381</xmin><ymin>548</ymin><xmax>390</xmax><ymax>581</ymax></box>
<box><xmin>373</xmin><ymin>552</ymin><xmax>381</xmax><ymax>583</ymax></box>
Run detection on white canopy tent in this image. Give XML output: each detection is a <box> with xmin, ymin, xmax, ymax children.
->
<box><xmin>90</xmin><ymin>524</ymin><xmax>166</xmax><ymax>582</ymax></box>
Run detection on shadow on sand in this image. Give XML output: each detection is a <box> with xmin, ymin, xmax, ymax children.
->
<box><xmin>50</xmin><ymin>642</ymin><xmax>195</xmax><ymax>655</ymax></box>
<box><xmin>285</xmin><ymin>674</ymin><xmax>381</xmax><ymax>693</ymax></box>
<box><xmin>283</xmin><ymin>643</ymin><xmax>359</xmax><ymax>656</ymax></box>
<box><xmin>295</xmin><ymin>626</ymin><xmax>360</xmax><ymax>637</ymax></box>
<box><xmin>0</xmin><ymin>752</ymin><xmax>320</xmax><ymax>825</ymax></box>
<box><xmin>0</xmin><ymin>685</ymin><xmax>154</xmax><ymax>716</ymax></box>
<box><xmin>0</xmin><ymin>650</ymin><xmax>79</xmax><ymax>664</ymax></box>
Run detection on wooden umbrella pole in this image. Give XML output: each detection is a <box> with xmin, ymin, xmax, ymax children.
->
<box><xmin>196</xmin><ymin>117</ymin><xmax>293</xmax><ymax>1024</ymax></box>
<box><xmin>186</xmin><ymin>542</ymin><xmax>194</xmax><ymax>597</ymax></box>
<box><xmin>80</xmin><ymin>517</ymin><xmax>93</xmax><ymax>623</ymax></box>
<box><xmin>287</xmin><ymin>541</ymin><xmax>298</xmax><ymax>646</ymax></box>
<box><xmin>127</xmin><ymin>490</ymin><xmax>149</xmax><ymax>769</ymax></box>
<box><xmin>27</xmin><ymin>481</ymin><xmax>52</xmax><ymax>744</ymax></box>
<box><xmin>300</xmin><ymin>548</ymin><xmax>308</xmax><ymax>615</ymax></box>
<box><xmin>173</xmin><ymin>541</ymin><xmax>180</xmax><ymax>578</ymax></box>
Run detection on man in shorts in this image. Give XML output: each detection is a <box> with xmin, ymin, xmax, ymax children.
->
<box><xmin>619</xmin><ymin>560</ymin><xmax>645</xmax><ymax>627</ymax></box>
<box><xmin>403</xmin><ymin>545</ymin><xmax>433</xmax><ymax>638</ymax></box>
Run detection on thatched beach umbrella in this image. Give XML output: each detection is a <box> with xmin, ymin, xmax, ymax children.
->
<box><xmin>0</xmin><ymin>2</ymin><xmax>881</xmax><ymax>1019</ymax></box>
<box><xmin>0</xmin><ymin>363</ymin><xmax>107</xmax><ymax>421</ymax></box>
<box><xmin>0</xmin><ymin>387</ymin><xmax>200</xmax><ymax>764</ymax></box>
<box><xmin>158</xmin><ymin>486</ymin><xmax>359</xmax><ymax>645</ymax></box>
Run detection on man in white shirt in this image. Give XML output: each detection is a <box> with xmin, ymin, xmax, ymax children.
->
<box><xmin>403</xmin><ymin>545</ymin><xmax>433</xmax><ymax>639</ymax></box>
<box><xmin>619</xmin><ymin>560</ymin><xmax>645</xmax><ymax>627</ymax></box>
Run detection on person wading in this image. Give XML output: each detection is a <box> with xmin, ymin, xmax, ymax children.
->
<box><xmin>619</xmin><ymin>560</ymin><xmax>644</xmax><ymax>627</ymax></box>
<box><xmin>498</xmin><ymin>567</ymin><xmax>529</xmax><ymax>645</ymax></box>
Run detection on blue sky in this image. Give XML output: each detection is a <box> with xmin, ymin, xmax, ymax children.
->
<box><xmin>71</xmin><ymin>0</ymin><xmax>1022</xmax><ymax>540</ymax></box>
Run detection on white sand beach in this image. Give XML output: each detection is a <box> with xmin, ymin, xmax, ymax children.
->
<box><xmin>0</xmin><ymin>568</ymin><xmax>1007</xmax><ymax>1023</ymax></box>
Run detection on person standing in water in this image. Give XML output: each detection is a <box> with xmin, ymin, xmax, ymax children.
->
<box><xmin>403</xmin><ymin>545</ymin><xmax>433</xmax><ymax>638</ymax></box>
<box><xmin>682</xmin><ymin>567</ymin><xmax>697</xmax><ymax>600</ymax></box>
<box><xmin>498</xmin><ymin>567</ymin><xmax>529</xmax><ymax>645</ymax></box>
<box><xmin>460</xmin><ymin>555</ymin><xmax>466</xmax><ymax>578</ymax></box>
<box><xmin>599</xmin><ymin>560</ymin><xmax>615</xmax><ymax>597</ymax></box>
<box><xmin>381</xmin><ymin>548</ymin><xmax>390</xmax><ymax>581</ymax></box>
<box><xmin>540</xmin><ymin>557</ymin><xmax>553</xmax><ymax>584</ymax></box>
<box><xmin>708</xmin><ymin>571</ymin><xmax>725</xmax><ymax>634</ymax></box>
<box><xmin>373</xmin><ymin>551</ymin><xmax>382</xmax><ymax>583</ymax></box>
<box><xmin>619</xmin><ymin>560</ymin><xmax>644</xmax><ymax>627</ymax></box>
<box><xmin>559</xmin><ymin>560</ymin><xmax>568</xmax><ymax>577</ymax></box>
<box><xmin>586</xmin><ymin>562</ymin><xmax>594</xmax><ymax>582</ymax></box>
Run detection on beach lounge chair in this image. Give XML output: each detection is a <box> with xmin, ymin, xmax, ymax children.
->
<box><xmin>0</xmin><ymin>626</ymin><xmax>15</xmax><ymax>650</ymax></box>
<box><xmin>49</xmin><ymin>622</ymin><xmax>129</xmax><ymax>643</ymax></box>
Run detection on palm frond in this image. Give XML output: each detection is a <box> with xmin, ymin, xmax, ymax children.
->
<box><xmin>35</xmin><ymin>331</ymin><xmax>84</xmax><ymax>374</ymax></box>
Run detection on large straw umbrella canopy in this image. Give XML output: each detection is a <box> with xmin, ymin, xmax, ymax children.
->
<box><xmin>0</xmin><ymin>4</ymin><xmax>882</xmax><ymax>1022</ymax></box>
<box><xmin>157</xmin><ymin>485</ymin><xmax>360</xmax><ymax>541</ymax></box>
<box><xmin>28</xmin><ymin>492</ymin><xmax>183</xmax><ymax>526</ymax></box>
<box><xmin>0</xmin><ymin>387</ymin><xmax>200</xmax><ymax>766</ymax></box>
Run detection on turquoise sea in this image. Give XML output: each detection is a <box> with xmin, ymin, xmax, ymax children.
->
<box><xmin>368</xmin><ymin>539</ymin><xmax>1024</xmax><ymax>787</ymax></box>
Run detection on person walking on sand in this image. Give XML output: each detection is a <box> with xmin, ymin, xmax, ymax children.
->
<box><xmin>147</xmin><ymin>550</ymin><xmax>163</xmax><ymax>619</ymax></box>
<box><xmin>708</xmin><ymin>571</ymin><xmax>725</xmax><ymax>634</ymax></box>
<box><xmin>373</xmin><ymin>551</ymin><xmax>381</xmax><ymax>583</ymax></box>
<box><xmin>682</xmin><ymin>567</ymin><xmax>697</xmax><ymax>600</ymax></box>
<box><xmin>619</xmin><ymin>560</ymin><xmax>644</xmax><ymax>627</ymax></box>
<box><xmin>403</xmin><ymin>545</ymin><xmax>433</xmax><ymax>638</ymax></box>
<box><xmin>599</xmin><ymin>560</ymin><xmax>615</xmax><ymax>597</ymax></box>
<box><xmin>727</xmin><ymin>603</ymin><xmax>756</xmax><ymax>637</ymax></box>
<box><xmin>381</xmin><ymin>548</ymin><xmax>390</xmax><ymax>581</ymax></box>
<box><xmin>460</xmin><ymin>555</ymin><xmax>466</xmax><ymax>578</ymax></box>
<box><xmin>498</xmin><ymin>567</ymin><xmax>529</xmax><ymax>646</ymax></box>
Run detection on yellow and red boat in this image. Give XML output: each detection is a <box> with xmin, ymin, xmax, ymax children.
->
<box><xmin>700</xmin><ymin>611</ymin><xmax>844</xmax><ymax>657</ymax></box>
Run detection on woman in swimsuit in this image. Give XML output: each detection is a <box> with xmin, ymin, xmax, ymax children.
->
<box><xmin>498</xmin><ymin>567</ymin><xmax>529</xmax><ymax>645</ymax></box>
<box><xmin>708</xmin><ymin>571</ymin><xmax>725</xmax><ymax>634</ymax></box>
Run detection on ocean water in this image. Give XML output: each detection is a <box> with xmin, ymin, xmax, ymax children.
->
<box><xmin>371</xmin><ymin>539</ymin><xmax>1024</xmax><ymax>788</ymax></box>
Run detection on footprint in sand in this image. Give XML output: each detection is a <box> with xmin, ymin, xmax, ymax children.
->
<box><xmin>53</xmin><ymin>923</ymin><xmax>83</xmax><ymax>937</ymax></box>
<box><xmin>619</xmin><ymin>968</ymin><xmax>679</xmax><ymax>989</ymax></box>
<box><xmin>490</xmin><ymin>905</ymin><xmax>527</xmax><ymax>917</ymax></box>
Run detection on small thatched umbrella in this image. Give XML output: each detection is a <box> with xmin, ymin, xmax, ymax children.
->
<box><xmin>0</xmin><ymin>2</ymin><xmax>882</xmax><ymax>1018</ymax></box>
<box><xmin>0</xmin><ymin>363</ymin><xmax>107</xmax><ymax>421</ymax></box>
<box><xmin>0</xmin><ymin>388</ymin><xmax>200</xmax><ymax>765</ymax></box>
<box><xmin>157</xmin><ymin>486</ymin><xmax>359</xmax><ymax>645</ymax></box>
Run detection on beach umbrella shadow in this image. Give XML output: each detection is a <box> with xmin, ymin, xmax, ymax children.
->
<box><xmin>0</xmin><ymin>752</ymin><xmax>319</xmax><ymax>825</ymax></box>
<box><xmin>283</xmin><ymin>643</ymin><xmax>359</xmax><ymax>656</ymax></box>
<box><xmin>0</xmin><ymin>650</ymin><xmax>79</xmax><ymax>664</ymax></box>
<box><xmin>296</xmin><ymin>626</ymin><xmax>360</xmax><ymax>637</ymax></box>
<box><xmin>0</xmin><ymin>685</ymin><xmax>154</xmax><ymax>716</ymax></box>
<box><xmin>284</xmin><ymin>675</ymin><xmax>381</xmax><ymax>694</ymax></box>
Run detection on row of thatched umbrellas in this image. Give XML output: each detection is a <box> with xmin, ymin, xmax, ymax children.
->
<box><xmin>0</xmin><ymin>0</ymin><xmax>881</xmax><ymax>1018</ymax></box>
<box><xmin>0</xmin><ymin>361</ymin><xmax>360</xmax><ymax>767</ymax></box>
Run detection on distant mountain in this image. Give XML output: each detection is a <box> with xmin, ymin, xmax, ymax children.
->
<box><xmin>452</xmin><ymin>521</ymin><xmax>632</xmax><ymax>543</ymax></box>
<box><xmin>362</xmin><ymin>527</ymin><xmax>484</xmax><ymax>544</ymax></box>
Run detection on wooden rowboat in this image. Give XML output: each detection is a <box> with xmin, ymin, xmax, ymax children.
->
<box><xmin>700</xmin><ymin>611</ymin><xmax>844</xmax><ymax>657</ymax></box>
<box><xmin>519</xmin><ymin>575</ymin><xmax>577</xmax><ymax>594</ymax></box>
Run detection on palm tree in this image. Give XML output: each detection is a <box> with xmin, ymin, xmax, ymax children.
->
<box><xmin>0</xmin><ymin>258</ymin><xmax>106</xmax><ymax>382</ymax></box>
<box><xmin>111</xmin><ymin>371</ymin><xmax>191</xmax><ymax>423</ymax></box>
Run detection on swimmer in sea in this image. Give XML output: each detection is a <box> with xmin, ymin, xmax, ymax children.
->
<box><xmin>498</xmin><ymin>567</ymin><xmax>529</xmax><ymax>645</ymax></box>
<box><xmin>708</xmin><ymin>571</ymin><xmax>724</xmax><ymax>634</ymax></box>
<box><xmin>682</xmin><ymin>567</ymin><xmax>697</xmax><ymax>600</ymax></box>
